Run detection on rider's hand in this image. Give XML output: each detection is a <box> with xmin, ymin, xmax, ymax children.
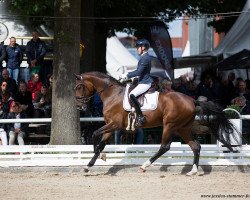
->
<box><xmin>119</xmin><ymin>73</ymin><xmax>128</xmax><ymax>83</ymax></box>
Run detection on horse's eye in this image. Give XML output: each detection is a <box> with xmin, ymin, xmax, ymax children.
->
<box><xmin>76</xmin><ymin>85</ymin><xmax>82</xmax><ymax>90</ymax></box>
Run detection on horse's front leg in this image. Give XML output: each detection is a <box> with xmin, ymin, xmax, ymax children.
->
<box><xmin>84</xmin><ymin>123</ymin><xmax>116</xmax><ymax>172</ymax></box>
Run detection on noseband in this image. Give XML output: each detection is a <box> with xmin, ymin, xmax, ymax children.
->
<box><xmin>74</xmin><ymin>76</ymin><xmax>113</xmax><ymax>109</ymax></box>
<box><xmin>74</xmin><ymin>82</ymin><xmax>93</xmax><ymax>106</ymax></box>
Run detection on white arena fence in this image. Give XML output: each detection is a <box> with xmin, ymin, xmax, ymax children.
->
<box><xmin>0</xmin><ymin>144</ymin><xmax>250</xmax><ymax>167</ymax></box>
<box><xmin>0</xmin><ymin>113</ymin><xmax>249</xmax><ymax>167</ymax></box>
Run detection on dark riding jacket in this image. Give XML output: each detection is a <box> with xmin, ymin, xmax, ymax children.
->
<box><xmin>127</xmin><ymin>52</ymin><xmax>153</xmax><ymax>84</ymax></box>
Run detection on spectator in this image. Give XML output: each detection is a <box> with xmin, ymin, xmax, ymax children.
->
<box><xmin>0</xmin><ymin>42</ymin><xmax>6</xmax><ymax>82</ymax></box>
<box><xmin>5</xmin><ymin>37</ymin><xmax>23</xmax><ymax>83</ymax></box>
<box><xmin>114</xmin><ymin>128</ymin><xmax>144</xmax><ymax>144</ymax></box>
<box><xmin>33</xmin><ymin>84</ymin><xmax>52</xmax><ymax>118</ymax></box>
<box><xmin>0</xmin><ymin>91</ymin><xmax>14</xmax><ymax>145</ymax></box>
<box><xmin>14</xmin><ymin>80</ymin><xmax>34</xmax><ymax>118</ymax></box>
<box><xmin>0</xmin><ymin>81</ymin><xmax>8</xmax><ymax>95</ymax></box>
<box><xmin>26</xmin><ymin>31</ymin><xmax>46</xmax><ymax>78</ymax></box>
<box><xmin>7</xmin><ymin>102</ymin><xmax>28</xmax><ymax>145</ymax></box>
<box><xmin>231</xmin><ymin>96</ymin><xmax>250</xmax><ymax>144</ymax></box>
<box><xmin>233</xmin><ymin>80</ymin><xmax>250</xmax><ymax>100</ymax></box>
<box><xmin>27</xmin><ymin>73</ymin><xmax>42</xmax><ymax>101</ymax></box>
<box><xmin>195</xmin><ymin>70</ymin><xmax>224</xmax><ymax>105</ymax></box>
<box><xmin>1</xmin><ymin>69</ymin><xmax>18</xmax><ymax>97</ymax></box>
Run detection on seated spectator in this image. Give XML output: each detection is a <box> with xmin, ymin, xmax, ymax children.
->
<box><xmin>14</xmin><ymin>80</ymin><xmax>34</xmax><ymax>118</ymax></box>
<box><xmin>1</xmin><ymin>69</ymin><xmax>18</xmax><ymax>97</ymax></box>
<box><xmin>33</xmin><ymin>84</ymin><xmax>52</xmax><ymax>118</ymax></box>
<box><xmin>7</xmin><ymin>102</ymin><xmax>28</xmax><ymax>145</ymax></box>
<box><xmin>195</xmin><ymin>70</ymin><xmax>224</xmax><ymax>105</ymax></box>
<box><xmin>27</xmin><ymin>73</ymin><xmax>42</xmax><ymax>101</ymax></box>
<box><xmin>0</xmin><ymin>124</ymin><xmax>7</xmax><ymax>146</ymax></box>
<box><xmin>114</xmin><ymin>128</ymin><xmax>144</xmax><ymax>144</ymax></box>
<box><xmin>0</xmin><ymin>91</ymin><xmax>14</xmax><ymax>145</ymax></box>
<box><xmin>231</xmin><ymin>96</ymin><xmax>250</xmax><ymax>132</ymax></box>
<box><xmin>232</xmin><ymin>80</ymin><xmax>250</xmax><ymax>101</ymax></box>
<box><xmin>0</xmin><ymin>81</ymin><xmax>8</xmax><ymax>95</ymax></box>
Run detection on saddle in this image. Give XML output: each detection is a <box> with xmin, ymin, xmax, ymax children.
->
<box><xmin>127</xmin><ymin>76</ymin><xmax>159</xmax><ymax>107</ymax></box>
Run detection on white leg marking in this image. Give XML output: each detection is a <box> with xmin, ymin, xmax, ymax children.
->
<box><xmin>186</xmin><ymin>164</ymin><xmax>198</xmax><ymax>176</ymax></box>
<box><xmin>140</xmin><ymin>160</ymin><xmax>151</xmax><ymax>172</ymax></box>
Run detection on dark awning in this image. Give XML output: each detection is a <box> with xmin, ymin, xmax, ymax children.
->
<box><xmin>216</xmin><ymin>49</ymin><xmax>250</xmax><ymax>71</ymax></box>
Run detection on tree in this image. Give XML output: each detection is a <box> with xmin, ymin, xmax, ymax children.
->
<box><xmin>49</xmin><ymin>0</ymin><xmax>81</xmax><ymax>144</ymax></box>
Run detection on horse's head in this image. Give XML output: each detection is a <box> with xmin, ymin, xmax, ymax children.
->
<box><xmin>74</xmin><ymin>74</ymin><xmax>94</xmax><ymax>111</ymax></box>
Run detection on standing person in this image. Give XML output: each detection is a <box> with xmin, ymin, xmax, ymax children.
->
<box><xmin>5</xmin><ymin>37</ymin><xmax>23</xmax><ymax>83</ymax></box>
<box><xmin>26</xmin><ymin>31</ymin><xmax>46</xmax><ymax>79</ymax></box>
<box><xmin>0</xmin><ymin>42</ymin><xmax>6</xmax><ymax>82</ymax></box>
<box><xmin>119</xmin><ymin>39</ymin><xmax>153</xmax><ymax>126</ymax></box>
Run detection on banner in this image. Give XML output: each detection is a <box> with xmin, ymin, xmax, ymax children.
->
<box><xmin>148</xmin><ymin>21</ymin><xmax>174</xmax><ymax>80</ymax></box>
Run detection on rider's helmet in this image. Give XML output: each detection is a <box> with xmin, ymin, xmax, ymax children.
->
<box><xmin>135</xmin><ymin>39</ymin><xmax>150</xmax><ymax>49</ymax></box>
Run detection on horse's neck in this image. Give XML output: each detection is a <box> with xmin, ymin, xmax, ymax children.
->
<box><xmin>91</xmin><ymin>78</ymin><xmax>123</xmax><ymax>103</ymax></box>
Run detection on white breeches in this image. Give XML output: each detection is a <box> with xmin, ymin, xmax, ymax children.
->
<box><xmin>129</xmin><ymin>83</ymin><xmax>151</xmax><ymax>97</ymax></box>
<box><xmin>0</xmin><ymin>128</ymin><xmax>8</xmax><ymax>145</ymax></box>
<box><xmin>9</xmin><ymin>131</ymin><xmax>25</xmax><ymax>145</ymax></box>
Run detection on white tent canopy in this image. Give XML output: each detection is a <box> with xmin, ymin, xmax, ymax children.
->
<box><xmin>106</xmin><ymin>36</ymin><xmax>138</xmax><ymax>79</ymax></box>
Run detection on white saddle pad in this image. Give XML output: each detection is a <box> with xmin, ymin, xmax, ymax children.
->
<box><xmin>123</xmin><ymin>84</ymin><xmax>159</xmax><ymax>111</ymax></box>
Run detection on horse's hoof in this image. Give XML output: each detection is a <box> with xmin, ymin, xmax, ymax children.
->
<box><xmin>186</xmin><ymin>171</ymin><xmax>197</xmax><ymax>176</ymax></box>
<box><xmin>100</xmin><ymin>153</ymin><xmax>106</xmax><ymax>161</ymax></box>
<box><xmin>139</xmin><ymin>167</ymin><xmax>146</xmax><ymax>173</ymax></box>
<box><xmin>84</xmin><ymin>167</ymin><xmax>90</xmax><ymax>173</ymax></box>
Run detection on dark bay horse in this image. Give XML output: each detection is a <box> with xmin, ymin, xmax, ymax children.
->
<box><xmin>74</xmin><ymin>71</ymin><xmax>236</xmax><ymax>175</ymax></box>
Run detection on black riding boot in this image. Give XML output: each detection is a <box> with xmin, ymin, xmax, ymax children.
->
<box><xmin>130</xmin><ymin>94</ymin><xmax>146</xmax><ymax>126</ymax></box>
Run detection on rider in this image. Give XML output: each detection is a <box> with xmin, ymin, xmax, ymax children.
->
<box><xmin>119</xmin><ymin>38</ymin><xmax>153</xmax><ymax>126</ymax></box>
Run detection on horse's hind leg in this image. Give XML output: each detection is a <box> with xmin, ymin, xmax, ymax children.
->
<box><xmin>179</xmin><ymin>128</ymin><xmax>201</xmax><ymax>176</ymax></box>
<box><xmin>140</xmin><ymin>125</ymin><xmax>173</xmax><ymax>172</ymax></box>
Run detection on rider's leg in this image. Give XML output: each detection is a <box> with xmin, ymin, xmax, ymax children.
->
<box><xmin>129</xmin><ymin>83</ymin><xmax>151</xmax><ymax>126</ymax></box>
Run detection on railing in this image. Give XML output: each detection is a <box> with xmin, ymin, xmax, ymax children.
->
<box><xmin>0</xmin><ymin>143</ymin><xmax>249</xmax><ymax>167</ymax></box>
<box><xmin>0</xmin><ymin>115</ymin><xmax>249</xmax><ymax>167</ymax></box>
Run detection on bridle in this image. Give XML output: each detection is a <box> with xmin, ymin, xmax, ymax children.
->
<box><xmin>74</xmin><ymin>76</ymin><xmax>113</xmax><ymax>109</ymax></box>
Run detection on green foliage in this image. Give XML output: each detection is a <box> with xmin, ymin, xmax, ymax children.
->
<box><xmin>9</xmin><ymin>0</ymin><xmax>246</xmax><ymax>34</ymax></box>
<box><xmin>225</xmin><ymin>104</ymin><xmax>242</xmax><ymax>119</ymax></box>
<box><xmin>9</xmin><ymin>0</ymin><xmax>54</xmax><ymax>28</ymax></box>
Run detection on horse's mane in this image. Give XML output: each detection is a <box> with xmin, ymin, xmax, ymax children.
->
<box><xmin>84</xmin><ymin>71</ymin><xmax>124</xmax><ymax>86</ymax></box>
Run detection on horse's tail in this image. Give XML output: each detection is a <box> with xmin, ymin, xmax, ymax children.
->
<box><xmin>194</xmin><ymin>100</ymin><xmax>239</xmax><ymax>151</ymax></box>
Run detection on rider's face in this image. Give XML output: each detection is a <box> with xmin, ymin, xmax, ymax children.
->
<box><xmin>136</xmin><ymin>46</ymin><xmax>143</xmax><ymax>55</ymax></box>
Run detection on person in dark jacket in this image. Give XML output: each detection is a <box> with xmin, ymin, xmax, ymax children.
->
<box><xmin>5</xmin><ymin>37</ymin><xmax>23</xmax><ymax>83</ymax></box>
<box><xmin>7</xmin><ymin>101</ymin><xmax>28</xmax><ymax>145</ymax></box>
<box><xmin>0</xmin><ymin>91</ymin><xmax>14</xmax><ymax>145</ymax></box>
<box><xmin>0</xmin><ymin>43</ymin><xmax>6</xmax><ymax>82</ymax></box>
<box><xmin>1</xmin><ymin>69</ymin><xmax>18</xmax><ymax>97</ymax></box>
<box><xmin>119</xmin><ymin>39</ymin><xmax>153</xmax><ymax>126</ymax></box>
<box><xmin>26</xmin><ymin>31</ymin><xmax>46</xmax><ymax>77</ymax></box>
<box><xmin>14</xmin><ymin>80</ymin><xmax>33</xmax><ymax>118</ymax></box>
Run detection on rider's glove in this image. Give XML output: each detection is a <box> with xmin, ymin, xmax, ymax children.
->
<box><xmin>119</xmin><ymin>73</ymin><xmax>128</xmax><ymax>83</ymax></box>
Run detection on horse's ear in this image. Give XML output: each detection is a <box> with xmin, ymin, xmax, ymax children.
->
<box><xmin>74</xmin><ymin>74</ymin><xmax>82</xmax><ymax>80</ymax></box>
